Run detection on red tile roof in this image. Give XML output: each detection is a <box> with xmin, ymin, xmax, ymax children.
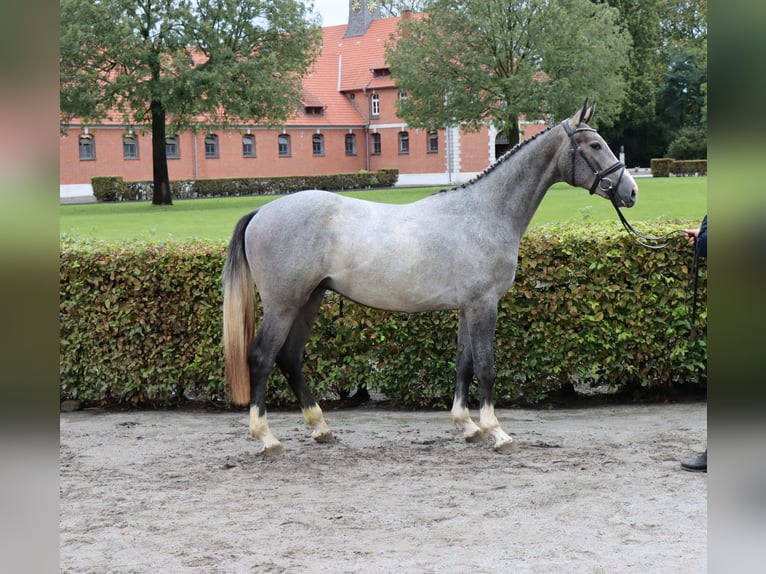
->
<box><xmin>64</xmin><ymin>17</ymin><xmax>406</xmax><ymax>129</ymax></box>
<box><xmin>288</xmin><ymin>17</ymin><xmax>400</xmax><ymax>126</ymax></box>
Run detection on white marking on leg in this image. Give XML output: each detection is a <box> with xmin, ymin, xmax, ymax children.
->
<box><xmin>249</xmin><ymin>405</ymin><xmax>284</xmax><ymax>455</ymax></box>
<box><xmin>302</xmin><ymin>404</ymin><xmax>334</xmax><ymax>443</ymax></box>
<box><xmin>479</xmin><ymin>404</ymin><xmax>518</xmax><ymax>453</ymax></box>
<box><xmin>451</xmin><ymin>403</ymin><xmax>484</xmax><ymax>443</ymax></box>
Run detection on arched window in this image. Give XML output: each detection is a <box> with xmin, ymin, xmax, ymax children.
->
<box><xmin>312</xmin><ymin>133</ymin><xmax>324</xmax><ymax>156</ymax></box>
<box><xmin>165</xmin><ymin>136</ymin><xmax>180</xmax><ymax>159</ymax></box>
<box><xmin>345</xmin><ymin>133</ymin><xmax>356</xmax><ymax>156</ymax></box>
<box><xmin>123</xmin><ymin>134</ymin><xmax>138</xmax><ymax>159</ymax></box>
<box><xmin>242</xmin><ymin>134</ymin><xmax>255</xmax><ymax>157</ymax></box>
<box><xmin>278</xmin><ymin>134</ymin><xmax>291</xmax><ymax>157</ymax></box>
<box><xmin>370</xmin><ymin>133</ymin><xmax>381</xmax><ymax>155</ymax></box>
<box><xmin>427</xmin><ymin>131</ymin><xmax>438</xmax><ymax>153</ymax></box>
<box><xmin>204</xmin><ymin>134</ymin><xmax>219</xmax><ymax>158</ymax></box>
<box><xmin>78</xmin><ymin>134</ymin><xmax>95</xmax><ymax>160</ymax></box>
<box><xmin>398</xmin><ymin>131</ymin><xmax>409</xmax><ymax>154</ymax></box>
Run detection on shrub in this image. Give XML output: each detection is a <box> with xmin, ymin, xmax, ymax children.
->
<box><xmin>60</xmin><ymin>221</ymin><xmax>706</xmax><ymax>408</ymax></box>
<box><xmin>667</xmin><ymin>127</ymin><xmax>707</xmax><ymax>160</ymax></box>
<box><xmin>91</xmin><ymin>176</ymin><xmax>125</xmax><ymax>202</ymax></box>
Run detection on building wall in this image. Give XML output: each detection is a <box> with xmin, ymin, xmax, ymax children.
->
<box><xmin>60</xmin><ymin>94</ymin><xmax>548</xmax><ymax>194</ymax></box>
<box><xmin>60</xmin><ymin>119</ymin><xmax>548</xmax><ymax>193</ymax></box>
<box><xmin>60</xmin><ymin>126</ymin><xmax>371</xmax><ymax>186</ymax></box>
<box><xmin>460</xmin><ymin>129</ymin><xmax>494</xmax><ymax>173</ymax></box>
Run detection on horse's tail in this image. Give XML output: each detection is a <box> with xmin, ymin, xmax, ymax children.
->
<box><xmin>222</xmin><ymin>210</ymin><xmax>259</xmax><ymax>406</ymax></box>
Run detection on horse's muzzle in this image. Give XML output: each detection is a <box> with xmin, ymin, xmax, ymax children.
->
<box><xmin>623</xmin><ymin>186</ymin><xmax>638</xmax><ymax>208</ymax></box>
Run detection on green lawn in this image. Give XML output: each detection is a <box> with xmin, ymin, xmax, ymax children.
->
<box><xmin>60</xmin><ymin>176</ymin><xmax>707</xmax><ymax>242</ymax></box>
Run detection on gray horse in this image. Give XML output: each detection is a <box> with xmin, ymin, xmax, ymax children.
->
<box><xmin>222</xmin><ymin>100</ymin><xmax>637</xmax><ymax>455</ymax></box>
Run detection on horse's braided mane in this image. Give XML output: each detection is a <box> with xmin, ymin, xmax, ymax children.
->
<box><xmin>436</xmin><ymin>122</ymin><xmax>557</xmax><ymax>194</ymax></box>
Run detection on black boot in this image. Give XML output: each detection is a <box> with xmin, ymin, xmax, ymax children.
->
<box><xmin>680</xmin><ymin>449</ymin><xmax>707</xmax><ymax>472</ymax></box>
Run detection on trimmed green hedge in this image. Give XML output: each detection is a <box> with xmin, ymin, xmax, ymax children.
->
<box><xmin>91</xmin><ymin>169</ymin><xmax>400</xmax><ymax>202</ymax></box>
<box><xmin>650</xmin><ymin>158</ymin><xmax>707</xmax><ymax>177</ymax></box>
<box><xmin>60</xmin><ymin>221</ymin><xmax>706</xmax><ymax>408</ymax></box>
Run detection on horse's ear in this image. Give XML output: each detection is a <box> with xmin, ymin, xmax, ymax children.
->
<box><xmin>569</xmin><ymin>98</ymin><xmax>595</xmax><ymax>129</ymax></box>
<box><xmin>578</xmin><ymin>98</ymin><xmax>595</xmax><ymax>125</ymax></box>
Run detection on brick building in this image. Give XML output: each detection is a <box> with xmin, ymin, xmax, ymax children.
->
<box><xmin>60</xmin><ymin>5</ymin><xmax>547</xmax><ymax>198</ymax></box>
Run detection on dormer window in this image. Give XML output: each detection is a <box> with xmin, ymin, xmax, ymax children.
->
<box><xmin>304</xmin><ymin>106</ymin><xmax>324</xmax><ymax>116</ymax></box>
<box><xmin>372</xmin><ymin>66</ymin><xmax>390</xmax><ymax>78</ymax></box>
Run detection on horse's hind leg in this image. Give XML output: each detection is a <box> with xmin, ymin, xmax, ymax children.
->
<box><xmin>276</xmin><ymin>288</ymin><xmax>334</xmax><ymax>444</ymax></box>
<box><xmin>248</xmin><ymin>311</ymin><xmax>297</xmax><ymax>456</ymax></box>
<box><xmin>451</xmin><ymin>311</ymin><xmax>483</xmax><ymax>443</ymax></box>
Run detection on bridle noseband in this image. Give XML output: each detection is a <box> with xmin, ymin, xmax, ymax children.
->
<box><xmin>561</xmin><ymin>120</ymin><xmax>625</xmax><ymax>198</ymax></box>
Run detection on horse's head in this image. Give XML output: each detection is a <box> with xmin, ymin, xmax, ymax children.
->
<box><xmin>558</xmin><ymin>100</ymin><xmax>638</xmax><ymax>208</ymax></box>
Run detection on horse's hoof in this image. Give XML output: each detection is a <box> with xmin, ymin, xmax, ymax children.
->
<box><xmin>313</xmin><ymin>430</ymin><xmax>335</xmax><ymax>444</ymax></box>
<box><xmin>261</xmin><ymin>443</ymin><xmax>285</xmax><ymax>457</ymax></box>
<box><xmin>464</xmin><ymin>429</ymin><xmax>485</xmax><ymax>444</ymax></box>
<box><xmin>494</xmin><ymin>440</ymin><xmax>520</xmax><ymax>454</ymax></box>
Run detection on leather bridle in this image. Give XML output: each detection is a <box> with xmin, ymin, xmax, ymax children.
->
<box><xmin>561</xmin><ymin>120</ymin><xmax>626</xmax><ymax>198</ymax></box>
<box><xmin>560</xmin><ymin>120</ymin><xmax>687</xmax><ymax>250</ymax></box>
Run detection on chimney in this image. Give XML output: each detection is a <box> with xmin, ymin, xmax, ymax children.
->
<box><xmin>345</xmin><ymin>0</ymin><xmax>383</xmax><ymax>38</ymax></box>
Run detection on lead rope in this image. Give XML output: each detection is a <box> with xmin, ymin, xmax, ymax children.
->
<box><xmin>610</xmin><ymin>202</ymin><xmax>688</xmax><ymax>250</ymax></box>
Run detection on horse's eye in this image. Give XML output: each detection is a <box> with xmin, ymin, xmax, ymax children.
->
<box><xmin>590</xmin><ymin>143</ymin><xmax>602</xmax><ymax>151</ymax></box>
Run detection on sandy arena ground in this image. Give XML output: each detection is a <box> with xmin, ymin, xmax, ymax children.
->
<box><xmin>60</xmin><ymin>401</ymin><xmax>707</xmax><ymax>573</ymax></box>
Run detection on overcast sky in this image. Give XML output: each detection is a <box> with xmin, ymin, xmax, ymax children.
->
<box><xmin>308</xmin><ymin>0</ymin><xmax>349</xmax><ymax>27</ymax></box>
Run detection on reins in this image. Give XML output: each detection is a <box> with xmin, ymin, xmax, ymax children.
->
<box><xmin>609</xmin><ymin>204</ymin><xmax>688</xmax><ymax>250</ymax></box>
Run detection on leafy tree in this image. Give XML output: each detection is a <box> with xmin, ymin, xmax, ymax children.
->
<box><xmin>658</xmin><ymin>0</ymin><xmax>707</xmax><ymax>55</ymax></box>
<box><xmin>598</xmin><ymin>0</ymin><xmax>665</xmax><ymax>167</ymax></box>
<box><xmin>60</xmin><ymin>0</ymin><xmax>321</xmax><ymax>205</ymax></box>
<box><xmin>386</xmin><ymin>0</ymin><xmax>631</xmax><ymax>144</ymax></box>
<box><xmin>657</xmin><ymin>47</ymin><xmax>707</xmax><ymax>130</ymax></box>
<box><xmin>586</xmin><ymin>0</ymin><xmax>706</xmax><ymax>166</ymax></box>
<box><xmin>378</xmin><ymin>0</ymin><xmax>428</xmax><ymax>16</ymax></box>
<box><xmin>652</xmin><ymin>0</ymin><xmax>706</xmax><ymax>160</ymax></box>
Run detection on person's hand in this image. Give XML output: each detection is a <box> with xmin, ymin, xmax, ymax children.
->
<box><xmin>685</xmin><ymin>227</ymin><xmax>700</xmax><ymax>245</ymax></box>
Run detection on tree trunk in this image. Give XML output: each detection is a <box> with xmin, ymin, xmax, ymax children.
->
<box><xmin>151</xmin><ymin>98</ymin><xmax>172</xmax><ymax>206</ymax></box>
<box><xmin>508</xmin><ymin>115</ymin><xmax>520</xmax><ymax>147</ymax></box>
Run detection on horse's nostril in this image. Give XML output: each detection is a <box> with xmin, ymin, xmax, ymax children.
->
<box><xmin>631</xmin><ymin>187</ymin><xmax>637</xmax><ymax>202</ymax></box>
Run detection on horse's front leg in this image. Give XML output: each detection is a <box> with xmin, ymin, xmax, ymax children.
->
<box><xmin>467</xmin><ymin>302</ymin><xmax>519</xmax><ymax>454</ymax></box>
<box><xmin>451</xmin><ymin>312</ymin><xmax>483</xmax><ymax>442</ymax></box>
